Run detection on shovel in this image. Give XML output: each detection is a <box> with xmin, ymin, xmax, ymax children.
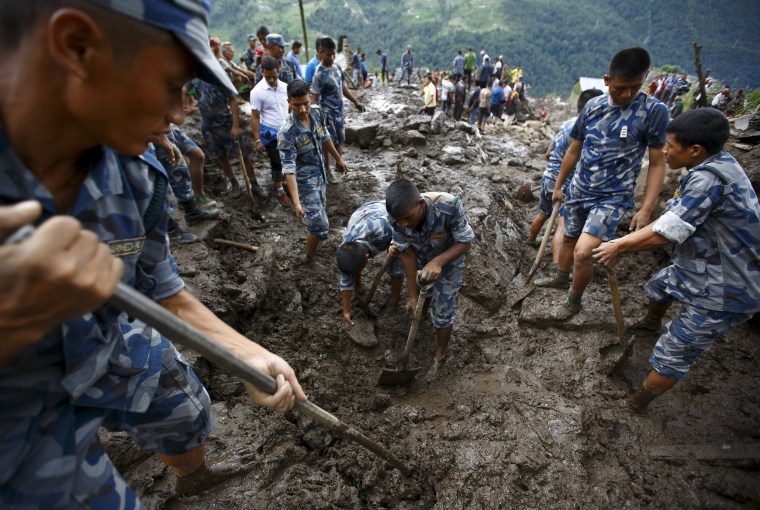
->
<box><xmin>235</xmin><ymin>139</ymin><xmax>259</xmax><ymax>219</ymax></box>
<box><xmin>378</xmin><ymin>279</ymin><xmax>434</xmax><ymax>386</ymax></box>
<box><xmin>5</xmin><ymin>225</ymin><xmax>411</xmax><ymax>475</ymax></box>
<box><xmin>345</xmin><ymin>253</ymin><xmax>393</xmax><ymax>348</ymax></box>
<box><xmin>526</xmin><ymin>200</ymin><xmax>561</xmax><ymax>285</ymax></box>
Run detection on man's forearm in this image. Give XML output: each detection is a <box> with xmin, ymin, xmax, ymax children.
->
<box><xmin>251</xmin><ymin>111</ymin><xmax>261</xmax><ymax>139</ymax></box>
<box><xmin>401</xmin><ymin>249</ymin><xmax>418</xmax><ymax>299</ymax></box>
<box><xmin>229</xmin><ymin>98</ymin><xmax>240</xmax><ymax>129</ymax></box>
<box><xmin>640</xmin><ymin>150</ymin><xmax>666</xmax><ymax>214</ymax></box>
<box><xmin>432</xmin><ymin>242</ymin><xmax>471</xmax><ymax>269</ymax></box>
<box><xmin>612</xmin><ymin>224</ymin><xmax>670</xmax><ymax>255</ymax></box>
<box><xmin>161</xmin><ymin>289</ymin><xmax>269</xmax><ymax>359</ymax></box>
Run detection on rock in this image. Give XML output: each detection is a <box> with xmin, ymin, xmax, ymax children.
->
<box><xmin>515</xmin><ymin>183</ymin><xmax>535</xmax><ymax>202</ymax></box>
<box><xmin>456</xmin><ymin>121</ymin><xmax>475</xmax><ymax>134</ymax></box>
<box><xmin>404</xmin><ymin>115</ymin><xmax>432</xmax><ymax>131</ymax></box>
<box><xmin>526</xmin><ymin>159</ymin><xmax>546</xmax><ymax>171</ymax></box>
<box><xmin>430</xmin><ymin>111</ymin><xmax>446</xmax><ymax>134</ymax></box>
<box><xmin>401</xmin><ymin>130</ymin><xmax>427</xmax><ymax>146</ymax></box>
<box><xmin>345</xmin><ymin>121</ymin><xmax>379</xmax><ymax>149</ymax></box>
<box><xmin>490</xmin><ymin>157</ymin><xmax>501</xmax><ymax>165</ymax></box>
<box><xmin>507</xmin><ymin>157</ymin><xmax>526</xmax><ymax>167</ymax></box>
<box><xmin>441</xmin><ymin>145</ymin><xmax>465</xmax><ymax>165</ymax></box>
<box><xmin>404</xmin><ymin>147</ymin><xmax>419</xmax><ymax>158</ymax></box>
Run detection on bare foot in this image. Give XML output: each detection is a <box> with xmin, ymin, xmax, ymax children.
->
<box><xmin>175</xmin><ymin>447</ymin><xmax>256</xmax><ymax>496</ymax></box>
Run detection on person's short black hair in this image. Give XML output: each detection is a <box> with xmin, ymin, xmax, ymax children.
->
<box><xmin>608</xmin><ymin>47</ymin><xmax>650</xmax><ymax>79</ymax></box>
<box><xmin>577</xmin><ymin>88</ymin><xmax>604</xmax><ymax>113</ymax></box>
<box><xmin>376</xmin><ymin>49</ymin><xmax>382</xmax><ymax>55</ymax></box>
<box><xmin>261</xmin><ymin>55</ymin><xmax>279</xmax><ymax>72</ymax></box>
<box><xmin>315</xmin><ymin>37</ymin><xmax>323</xmax><ymax>51</ymax></box>
<box><xmin>256</xmin><ymin>26</ymin><xmax>269</xmax><ymax>37</ymax></box>
<box><xmin>321</xmin><ymin>37</ymin><xmax>336</xmax><ymax>52</ymax></box>
<box><xmin>336</xmin><ymin>242</ymin><xmax>367</xmax><ymax>274</ymax></box>
<box><xmin>386</xmin><ymin>180</ymin><xmax>421</xmax><ymax>218</ymax></box>
<box><xmin>666</xmin><ymin>108</ymin><xmax>729</xmax><ymax>155</ymax></box>
<box><xmin>292</xmin><ymin>40</ymin><xmax>302</xmax><ymax>49</ymax></box>
<box><xmin>287</xmin><ymin>79</ymin><xmax>310</xmax><ymax>98</ymax></box>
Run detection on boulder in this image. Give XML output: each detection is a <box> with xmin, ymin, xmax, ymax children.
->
<box><xmin>515</xmin><ymin>183</ymin><xmax>535</xmax><ymax>202</ymax></box>
<box><xmin>401</xmin><ymin>130</ymin><xmax>427</xmax><ymax>146</ymax></box>
<box><xmin>441</xmin><ymin>146</ymin><xmax>466</xmax><ymax>165</ymax></box>
<box><xmin>404</xmin><ymin>115</ymin><xmax>432</xmax><ymax>131</ymax></box>
<box><xmin>430</xmin><ymin>111</ymin><xmax>446</xmax><ymax>134</ymax></box>
<box><xmin>345</xmin><ymin>121</ymin><xmax>379</xmax><ymax>149</ymax></box>
<box><xmin>456</xmin><ymin>121</ymin><xmax>475</xmax><ymax>134</ymax></box>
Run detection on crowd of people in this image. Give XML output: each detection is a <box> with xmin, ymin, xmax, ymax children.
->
<box><xmin>0</xmin><ymin>1</ymin><xmax>758</xmax><ymax>507</ymax></box>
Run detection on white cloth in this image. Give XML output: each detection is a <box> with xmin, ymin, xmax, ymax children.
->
<box><xmin>653</xmin><ymin>210</ymin><xmax>696</xmax><ymax>244</ymax></box>
<box><xmin>250</xmin><ymin>78</ymin><xmax>289</xmax><ymax>130</ymax></box>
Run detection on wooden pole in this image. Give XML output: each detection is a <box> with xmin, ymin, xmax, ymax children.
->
<box><xmin>212</xmin><ymin>238</ymin><xmax>259</xmax><ymax>253</ymax></box>
<box><xmin>693</xmin><ymin>41</ymin><xmax>708</xmax><ymax>108</ymax></box>
<box><xmin>298</xmin><ymin>0</ymin><xmax>309</xmax><ymax>61</ymax></box>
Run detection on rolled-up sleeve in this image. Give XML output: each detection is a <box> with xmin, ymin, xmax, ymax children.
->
<box><xmin>450</xmin><ymin>198</ymin><xmax>475</xmax><ymax>244</ymax></box>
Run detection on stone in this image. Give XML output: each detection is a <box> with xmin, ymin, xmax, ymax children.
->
<box><xmin>507</xmin><ymin>157</ymin><xmax>526</xmax><ymax>167</ymax></box>
<box><xmin>456</xmin><ymin>121</ymin><xmax>475</xmax><ymax>134</ymax></box>
<box><xmin>430</xmin><ymin>111</ymin><xmax>446</xmax><ymax>134</ymax></box>
<box><xmin>515</xmin><ymin>183</ymin><xmax>535</xmax><ymax>202</ymax></box>
<box><xmin>404</xmin><ymin>115</ymin><xmax>432</xmax><ymax>131</ymax></box>
<box><xmin>526</xmin><ymin>159</ymin><xmax>546</xmax><ymax>171</ymax></box>
<box><xmin>345</xmin><ymin>121</ymin><xmax>379</xmax><ymax>149</ymax></box>
<box><xmin>401</xmin><ymin>130</ymin><xmax>427</xmax><ymax>146</ymax></box>
<box><xmin>404</xmin><ymin>147</ymin><xmax>419</xmax><ymax>158</ymax></box>
<box><xmin>441</xmin><ymin>145</ymin><xmax>466</xmax><ymax>165</ymax></box>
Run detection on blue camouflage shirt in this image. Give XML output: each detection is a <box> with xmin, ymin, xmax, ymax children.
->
<box><xmin>401</xmin><ymin>51</ymin><xmax>414</xmax><ymax>69</ymax></box>
<box><xmin>277</xmin><ymin>106</ymin><xmax>331</xmax><ymax>180</ymax></box>
<box><xmin>311</xmin><ymin>64</ymin><xmax>345</xmax><ymax>117</ymax></box>
<box><xmin>279</xmin><ymin>58</ymin><xmax>299</xmax><ymax>84</ymax></box>
<box><xmin>194</xmin><ymin>78</ymin><xmax>233</xmax><ymax>129</ymax></box>
<box><xmin>452</xmin><ymin>55</ymin><xmax>465</xmax><ymax>75</ymax></box>
<box><xmin>0</xmin><ymin>124</ymin><xmax>183</xmax><ymax>487</ymax></box>
<box><xmin>652</xmin><ymin>152</ymin><xmax>760</xmax><ymax>313</ymax></box>
<box><xmin>570</xmin><ymin>92</ymin><xmax>668</xmax><ymax>204</ymax></box>
<box><xmin>339</xmin><ymin>201</ymin><xmax>396</xmax><ymax>290</ymax></box>
<box><xmin>390</xmin><ymin>192</ymin><xmax>475</xmax><ymax>267</ymax></box>
<box><xmin>544</xmin><ymin>117</ymin><xmax>577</xmax><ymax>180</ymax></box>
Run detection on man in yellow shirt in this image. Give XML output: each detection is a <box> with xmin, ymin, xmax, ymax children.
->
<box><xmin>421</xmin><ymin>74</ymin><xmax>437</xmax><ymax>115</ymax></box>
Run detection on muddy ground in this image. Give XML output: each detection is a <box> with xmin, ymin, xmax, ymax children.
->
<box><xmin>106</xmin><ymin>86</ymin><xmax>760</xmax><ymax>509</ymax></box>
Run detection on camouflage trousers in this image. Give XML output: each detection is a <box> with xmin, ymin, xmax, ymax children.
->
<box><xmin>422</xmin><ymin>256</ymin><xmax>465</xmax><ymax>329</ymax></box>
<box><xmin>156</xmin><ymin>147</ymin><xmax>194</xmax><ymax>203</ymax></box>
<box><xmin>563</xmin><ymin>191</ymin><xmax>628</xmax><ymax>241</ymax></box>
<box><xmin>296</xmin><ymin>170</ymin><xmax>329</xmax><ymax>239</ymax></box>
<box><xmin>201</xmin><ymin>121</ymin><xmax>252</xmax><ymax>160</ymax></box>
<box><xmin>0</xmin><ymin>344</ymin><xmax>212</xmax><ymax>509</ymax></box>
<box><xmin>645</xmin><ymin>274</ymin><xmax>755</xmax><ymax>380</ymax></box>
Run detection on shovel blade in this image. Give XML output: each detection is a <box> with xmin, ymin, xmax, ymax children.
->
<box><xmin>345</xmin><ymin>317</ymin><xmax>378</xmax><ymax>347</ymax></box>
<box><xmin>378</xmin><ymin>365</ymin><xmax>423</xmax><ymax>386</ymax></box>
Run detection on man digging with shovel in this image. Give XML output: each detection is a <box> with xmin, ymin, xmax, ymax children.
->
<box><xmin>592</xmin><ymin>109</ymin><xmax>760</xmax><ymax>413</ymax></box>
<box><xmin>385</xmin><ymin>180</ymin><xmax>475</xmax><ymax>372</ymax></box>
<box><xmin>0</xmin><ymin>1</ymin><xmax>305</xmax><ymax>507</ymax></box>
<box><xmin>337</xmin><ymin>201</ymin><xmax>404</xmax><ymax>327</ymax></box>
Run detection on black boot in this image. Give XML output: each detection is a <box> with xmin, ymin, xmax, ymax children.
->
<box><xmin>167</xmin><ymin>218</ymin><xmax>198</xmax><ymax>244</ymax></box>
<box><xmin>627</xmin><ymin>300</ymin><xmax>671</xmax><ymax>335</ymax></box>
<box><xmin>180</xmin><ymin>198</ymin><xmax>220</xmax><ymax>226</ymax></box>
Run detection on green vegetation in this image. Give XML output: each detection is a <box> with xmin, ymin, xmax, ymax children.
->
<box><xmin>742</xmin><ymin>88</ymin><xmax>760</xmax><ymax>115</ymax></box>
<box><xmin>209</xmin><ymin>0</ymin><xmax>760</xmax><ymax>97</ymax></box>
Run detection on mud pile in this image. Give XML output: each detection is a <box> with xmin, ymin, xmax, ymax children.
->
<box><xmin>107</xmin><ymin>86</ymin><xmax>760</xmax><ymax>508</ymax></box>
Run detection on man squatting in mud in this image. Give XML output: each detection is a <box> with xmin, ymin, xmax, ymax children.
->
<box><xmin>535</xmin><ymin>47</ymin><xmax>669</xmax><ymax>319</ymax></box>
<box><xmin>278</xmin><ymin>79</ymin><xmax>347</xmax><ymax>264</ymax></box>
<box><xmin>336</xmin><ymin>201</ymin><xmax>405</xmax><ymax>326</ymax></box>
<box><xmin>0</xmin><ymin>1</ymin><xmax>306</xmax><ymax>507</ymax></box>
<box><xmin>593</xmin><ymin>108</ymin><xmax>760</xmax><ymax>413</ymax></box>
<box><xmin>386</xmin><ymin>180</ymin><xmax>475</xmax><ymax>368</ymax></box>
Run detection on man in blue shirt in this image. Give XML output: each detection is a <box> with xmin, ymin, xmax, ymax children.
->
<box><xmin>539</xmin><ymin>47</ymin><xmax>669</xmax><ymax>320</ymax></box>
<box><xmin>452</xmin><ymin>50</ymin><xmax>465</xmax><ymax>84</ymax></box>
<box><xmin>286</xmin><ymin>40</ymin><xmax>304</xmax><ymax>80</ymax></box>
<box><xmin>304</xmin><ymin>38</ymin><xmax>323</xmax><ymax>85</ymax></box>
<box><xmin>0</xmin><ymin>1</ymin><xmax>305</xmax><ymax>508</ymax></box>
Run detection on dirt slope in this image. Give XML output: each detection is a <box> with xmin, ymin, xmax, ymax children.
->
<box><xmin>106</xmin><ymin>87</ymin><xmax>760</xmax><ymax>509</ymax></box>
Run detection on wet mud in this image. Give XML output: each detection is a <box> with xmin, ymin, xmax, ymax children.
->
<box><xmin>106</xmin><ymin>87</ymin><xmax>760</xmax><ymax>508</ymax></box>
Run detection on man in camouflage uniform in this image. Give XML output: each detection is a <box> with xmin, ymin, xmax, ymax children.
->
<box><xmin>336</xmin><ymin>201</ymin><xmax>404</xmax><ymax>325</ymax></box>
<box><xmin>310</xmin><ymin>37</ymin><xmax>364</xmax><ymax>184</ymax></box>
<box><xmin>193</xmin><ymin>75</ymin><xmax>266</xmax><ymax>199</ymax></box>
<box><xmin>386</xmin><ymin>180</ymin><xmax>475</xmax><ymax>369</ymax></box>
<box><xmin>400</xmin><ymin>46</ymin><xmax>414</xmax><ymax>86</ymax></box>
<box><xmin>278</xmin><ymin>80</ymin><xmax>348</xmax><ymax>264</ymax></box>
<box><xmin>0</xmin><ymin>1</ymin><xmax>305</xmax><ymax>507</ymax></box>
<box><xmin>539</xmin><ymin>48</ymin><xmax>669</xmax><ymax>320</ymax></box>
<box><xmin>265</xmin><ymin>34</ymin><xmax>298</xmax><ymax>85</ymax></box>
<box><xmin>593</xmin><ymin>108</ymin><xmax>760</xmax><ymax>413</ymax></box>
<box><xmin>529</xmin><ymin>89</ymin><xmax>604</xmax><ymax>278</ymax></box>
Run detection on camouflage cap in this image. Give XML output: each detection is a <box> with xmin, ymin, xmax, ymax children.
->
<box><xmin>87</xmin><ymin>0</ymin><xmax>235</xmax><ymax>93</ymax></box>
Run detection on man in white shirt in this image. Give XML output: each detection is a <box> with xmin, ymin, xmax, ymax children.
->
<box><xmin>251</xmin><ymin>56</ymin><xmax>291</xmax><ymax>205</ymax></box>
